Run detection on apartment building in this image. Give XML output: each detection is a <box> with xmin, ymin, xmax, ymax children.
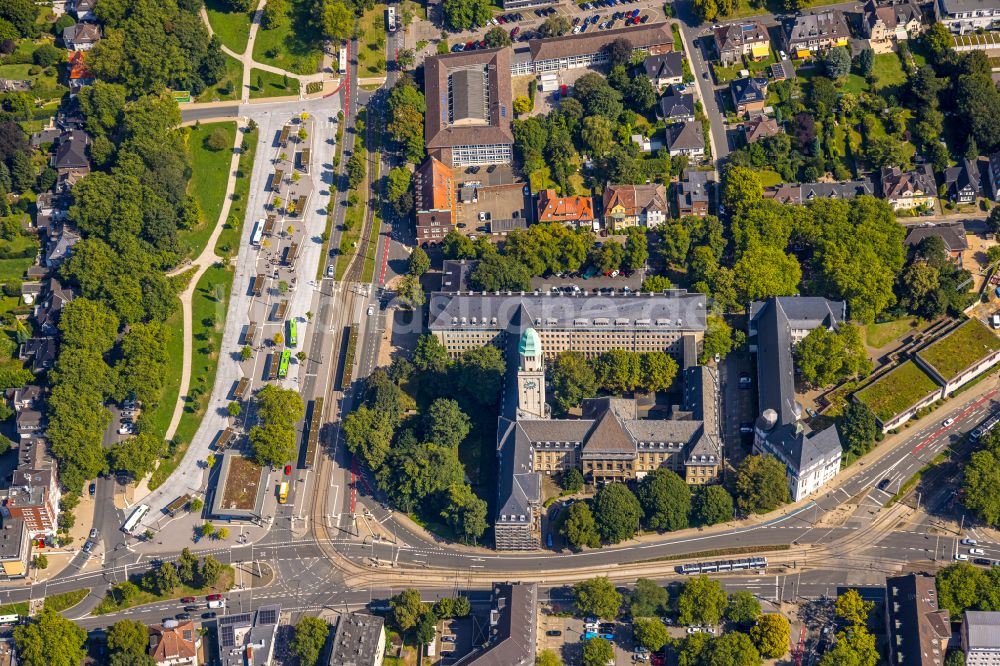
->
<box><xmin>884</xmin><ymin>574</ymin><xmax>950</xmax><ymax>666</ymax></box>
<box><xmin>936</xmin><ymin>0</ymin><xmax>1000</xmax><ymax>33</ymax></box>
<box><xmin>510</xmin><ymin>22</ymin><xmax>673</xmax><ymax>75</ymax></box>
<box><xmin>601</xmin><ymin>184</ymin><xmax>669</xmax><ymax>231</ymax></box>
<box><xmin>783</xmin><ymin>10</ymin><xmax>851</xmax><ymax>57</ymax></box>
<box><xmin>414</xmin><ymin>157</ymin><xmax>456</xmax><ymax>246</ymax></box>
<box><xmin>965</xmin><ymin>611</ymin><xmax>1000</xmax><ymax>665</ymax></box>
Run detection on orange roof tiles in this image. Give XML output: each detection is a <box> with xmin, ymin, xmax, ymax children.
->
<box><xmin>537</xmin><ymin>189</ymin><xmax>594</xmax><ymax>224</ymax></box>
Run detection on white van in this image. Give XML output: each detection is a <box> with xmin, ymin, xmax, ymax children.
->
<box><xmin>207</xmin><ymin>600</ymin><xmax>226</xmax><ymax>609</ymax></box>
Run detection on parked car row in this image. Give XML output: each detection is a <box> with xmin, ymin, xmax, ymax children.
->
<box><xmin>581</xmin><ymin>0</ymin><xmax>641</xmax><ymax>9</ymax></box>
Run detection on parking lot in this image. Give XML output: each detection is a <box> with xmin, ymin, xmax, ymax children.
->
<box><xmin>538</xmin><ymin>612</ymin><xmax>665</xmax><ymax>665</ymax></box>
<box><xmin>456</xmin><ymin>183</ymin><xmax>531</xmax><ymax>237</ymax></box>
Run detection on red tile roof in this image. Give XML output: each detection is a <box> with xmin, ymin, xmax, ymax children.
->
<box><xmin>537</xmin><ymin>189</ymin><xmax>594</xmax><ymax>223</ymax></box>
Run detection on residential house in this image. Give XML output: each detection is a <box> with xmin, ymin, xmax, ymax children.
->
<box><xmin>0</xmin><ymin>518</ymin><xmax>30</xmax><ymax>579</ymax></box>
<box><xmin>659</xmin><ymin>88</ymin><xmax>696</xmax><ymax>123</ymax></box>
<box><xmin>863</xmin><ymin>0</ymin><xmax>923</xmax><ymax>52</ymax></box>
<box><xmin>988</xmin><ymin>151</ymin><xmax>1000</xmax><ymax>199</ymax></box>
<box><xmin>62</xmin><ymin>23</ymin><xmax>101</xmax><ymax>51</ymax></box>
<box><xmin>10</xmin><ymin>386</ymin><xmax>45</xmax><ymax>441</ymax></box>
<box><xmin>714</xmin><ymin>21</ymin><xmax>771</xmax><ymax>65</ymax></box>
<box><xmin>730</xmin><ymin>77</ymin><xmax>768</xmax><ymax>115</ymax></box>
<box><xmin>52</xmin><ymin>130</ymin><xmax>90</xmax><ymax>192</ymax></box>
<box><xmin>666</xmin><ymin>121</ymin><xmax>705</xmax><ymax>159</ymax></box>
<box><xmin>943</xmin><ymin>157</ymin><xmax>981</xmax><ymax>204</ymax></box>
<box><xmin>510</xmin><ymin>22</ymin><xmax>673</xmax><ymax>75</ymax></box>
<box><xmin>742</xmin><ymin>116</ymin><xmax>781</xmax><ymax>143</ymax></box>
<box><xmin>601</xmin><ymin>184</ymin><xmax>669</xmax><ymax>231</ymax></box>
<box><xmin>424</xmin><ymin>48</ymin><xmax>514</xmax><ymax>167</ymax></box>
<box><xmin>770</xmin><ymin>59</ymin><xmax>796</xmax><ymax>80</ymax></box>
<box><xmin>880</xmin><ymin>165</ymin><xmax>939</xmax><ymax>211</ymax></box>
<box><xmin>45</xmin><ymin>223</ymin><xmax>81</xmax><ymax>268</ymax></box>
<box><xmin>67</xmin><ymin>50</ymin><xmax>95</xmax><ymax>96</ymax></box>
<box><xmin>19</xmin><ymin>338</ymin><xmax>56</xmax><ymax>374</ymax></box>
<box><xmin>454</xmin><ymin>583</ymin><xmax>537</xmax><ymax>665</ymax></box>
<box><xmin>749</xmin><ymin>297</ymin><xmax>845</xmax><ymax>501</ymax></box>
<box><xmin>29</xmin><ymin>128</ymin><xmax>60</xmax><ymax>150</ymax></box>
<box><xmin>904</xmin><ymin>223</ymin><xmax>969</xmax><ymax>265</ymax></box>
<box><xmin>676</xmin><ymin>169</ymin><xmax>715</xmax><ymax>217</ymax></box>
<box><xmin>884</xmin><ymin>574</ymin><xmax>951</xmax><ymax>666</ymax></box>
<box><xmin>217</xmin><ymin>605</ymin><xmax>281</xmax><ymax>666</ymax></box>
<box><xmin>630</xmin><ymin>134</ymin><xmax>664</xmax><ymax>154</ymax></box>
<box><xmin>644</xmin><ymin>52</ymin><xmax>685</xmax><ymax>88</ymax></box>
<box><xmin>964</xmin><ymin>611</ymin><xmax>1000</xmax><ymax>664</ymax></box>
<box><xmin>935</xmin><ymin>0</ymin><xmax>1000</xmax><ymax>33</ymax></box>
<box><xmin>69</xmin><ymin>0</ymin><xmax>96</xmax><ymax>21</ymax></box>
<box><xmin>783</xmin><ymin>11</ymin><xmax>851</xmax><ymax>57</ymax></box>
<box><xmin>764</xmin><ymin>178</ymin><xmax>876</xmax><ymax>205</ymax></box>
<box><xmin>329</xmin><ymin>613</ymin><xmax>383</xmax><ymax>666</ymax></box>
<box><xmin>413</xmin><ymin>157</ymin><xmax>456</xmax><ymax>246</ymax></box>
<box><xmin>537</xmin><ymin>189</ymin><xmax>595</xmax><ymax>228</ymax></box>
<box><xmin>3</xmin><ymin>442</ymin><xmax>60</xmax><ymax>538</ymax></box>
<box><xmin>148</xmin><ymin>620</ymin><xmax>200</xmax><ymax>666</ymax></box>
<box><xmin>33</xmin><ymin>278</ymin><xmax>75</xmax><ymax>336</ymax></box>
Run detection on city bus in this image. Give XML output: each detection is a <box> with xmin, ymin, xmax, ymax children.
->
<box><xmin>122</xmin><ymin>504</ymin><xmax>150</xmax><ymax>535</ymax></box>
<box><xmin>278</xmin><ymin>350</ymin><xmax>291</xmax><ymax>378</ymax></box>
<box><xmin>288</xmin><ymin>319</ymin><xmax>298</xmax><ymax>348</ymax></box>
<box><xmin>386</xmin><ymin>6</ymin><xmax>397</xmax><ymax>32</ymax></box>
<box><xmin>338</xmin><ymin>47</ymin><xmax>347</xmax><ymax>75</ymax></box>
<box><xmin>0</xmin><ymin>615</ymin><xmax>20</xmax><ymax>626</ymax></box>
<box><xmin>278</xmin><ymin>481</ymin><xmax>289</xmax><ymax>504</ymax></box>
<box><xmin>250</xmin><ymin>219</ymin><xmax>264</xmax><ymax>246</ymax></box>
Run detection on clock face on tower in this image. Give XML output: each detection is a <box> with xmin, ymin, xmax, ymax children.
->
<box><xmin>523</xmin><ymin>380</ymin><xmax>537</xmax><ymax>390</ymax></box>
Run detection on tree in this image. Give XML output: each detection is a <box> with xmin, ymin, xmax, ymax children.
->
<box><xmin>408</xmin><ymin>247</ymin><xmax>430</xmax><ymax>276</ymax></box>
<box><xmin>623</xmin><ymin>228</ymin><xmax>649</xmax><ymax>272</ymax></box>
<box><xmin>539</xmin><ymin>15</ymin><xmax>571</xmax><ymax>37</ymax></box>
<box><xmin>200</xmin><ymin>556</ymin><xmax>222</xmax><ymax>587</ymax></box>
<box><xmin>469</xmin><ymin>253</ymin><xmax>531</xmax><ymax>292</ymax></box>
<box><xmin>189</xmin><ymin>497</ymin><xmax>204</xmax><ymax>512</ymax></box>
<box><xmin>397</xmin><ymin>48</ymin><xmax>415</xmax><ymax>70</ymax></box>
<box><xmin>440</xmin><ymin>483</ymin><xmax>488</xmax><ymax>544</ymax></box>
<box><xmin>726</xmin><ymin>591</ymin><xmax>761</xmax><ymax>625</ymax></box>
<box><xmin>562</xmin><ymin>501</ymin><xmax>601</xmax><ymax>550</ymax></box>
<box><xmin>693</xmin><ymin>484</ymin><xmax>734</xmax><ymax>525</ymax></box>
<box><xmin>704</xmin><ymin>631</ymin><xmax>762</xmax><ymax>666</ymax></box>
<box><xmin>206</xmin><ymin>127</ymin><xmax>231</xmax><ymax>151</ymax></box>
<box><xmin>630</xmin><ymin>578</ymin><xmax>669</xmax><ymax>617</ymax></box>
<box><xmin>678</xmin><ymin>575</ymin><xmax>728</xmax><ymax>626</ymax></box>
<box><xmin>677</xmin><ymin>632</ymin><xmax>712</xmax><ymax>666</ymax></box>
<box><xmin>722</xmin><ymin>166</ymin><xmax>763</xmax><ymax>216</ymax></box>
<box><xmin>561</xmin><ymin>468</ymin><xmax>584</xmax><ymax>492</ymax></box>
<box><xmin>413</xmin><ymin>334</ymin><xmax>450</xmax><ymax>374</ymax></box>
<box><xmin>13</xmin><ymin>609</ymin><xmax>87</xmax><ymax>666</ymax></box>
<box><xmin>736</xmin><ymin>455</ymin><xmax>790</xmax><ymax>514</ymax></box>
<box><xmin>397</xmin><ymin>273</ymin><xmax>425</xmax><ymax>309</ymax></box>
<box><xmin>415</xmin><ymin>611</ymin><xmax>436</xmax><ymax>645</ymax></box>
<box><xmin>605</xmin><ymin>38</ymin><xmax>634</xmax><ymax>68</ymax></box>
<box><xmin>965</xmin><ymin>446</ymin><xmax>1000</xmax><ymax>527</ymax></box>
<box><xmin>33</xmin><ymin>44</ymin><xmax>62</xmax><ymax>68</ymax></box>
<box><xmin>733</xmin><ymin>245</ymin><xmax>801</xmax><ymax>303</ymax></box>
<box><xmin>593</xmin><ymin>482</ymin><xmax>642</xmax><ymax>544</ymax></box>
<box><xmin>343</xmin><ymin>406</ymin><xmax>394</xmax><ymax>471</ymax></box>
<box><xmin>701</xmin><ymin>315</ymin><xmax>742</xmax><ymax>364</ymax></box>
<box><xmin>109</xmin><ymin>433</ymin><xmax>164</xmax><ymax>480</ymax></box>
<box><xmin>838</xmin><ymin>402</ymin><xmax>879</xmax><ymax>460</ymax></box>
<box><xmin>175</xmin><ymin>548</ymin><xmax>199</xmax><ymax>586</ymax></box>
<box><xmin>291</xmin><ymin>616</ymin><xmax>330</xmax><ymax>666</ymax></box>
<box><xmin>857</xmin><ymin>47</ymin><xmax>875</xmax><ymax>76</ymax></box>
<box><xmin>442</xmin><ymin>0</ymin><xmax>494</xmax><ymax>30</ymax></box>
<box><xmin>485</xmin><ymin>25</ymin><xmax>512</xmax><ymax>48</ymax></box>
<box><xmin>825</xmin><ymin>46</ymin><xmax>851</xmax><ymax>79</ymax></box>
<box><xmin>795</xmin><ymin>324</ymin><xmax>872</xmax><ymax>388</ymax></box>
<box><xmin>322</xmin><ymin>0</ymin><xmax>355</xmax><ymax>41</ymax></box>
<box><xmin>200</xmin><ymin>522</ymin><xmax>216</xmax><ymax>539</ymax></box>
<box><xmin>582</xmin><ymin>637</ymin><xmax>615</xmax><ymax>666</ymax></box>
<box><xmin>835</xmin><ymin>589</ymin><xmax>875</xmax><ymax>626</ymax></box>
<box><xmin>249</xmin><ymin>422</ymin><xmax>296</xmax><ymax>468</ymax></box>
<box><xmin>581</xmin><ymin>115</ymin><xmax>615</xmax><ymax>158</ymax></box>
<box><xmin>31</xmin><ymin>554</ymin><xmax>47</xmax><ymax>570</ymax></box>
<box><xmin>228</xmin><ymin>401</ymin><xmax>242</xmax><ymax>417</ymax></box>
<box><xmin>636</xmin><ymin>469</ymin><xmax>690</xmax><ymax>532</ymax></box>
<box><xmin>391</xmin><ymin>588</ymin><xmax>425</xmax><ymax>631</ymax></box>
<box><xmin>513</xmin><ymin>96</ymin><xmax>532</xmax><ymax>115</ymax></box>
<box><xmin>262</xmin><ymin>0</ymin><xmax>288</xmax><ymax>28</ymax></box>
<box><xmin>751</xmin><ymin>614</ymin><xmax>790</xmax><ymax>658</ymax></box>
<box><xmin>642</xmin><ymin>275</ymin><xmax>673</xmax><ymax>292</ymax></box>
<box><xmin>633</xmin><ymin>618</ymin><xmax>670</xmax><ymax>651</ymax></box>
<box><xmin>573</xmin><ymin>577</ymin><xmax>622</xmax><ymax>619</ymax></box>
<box><xmin>424</xmin><ymin>399</ymin><xmax>471</xmax><ymax>448</ymax></box>
<box><xmin>593</xmin><ymin>349</ymin><xmax>640</xmax><ymax>394</ymax></box>
<box><xmin>819</xmin><ymin>627</ymin><xmax>879</xmax><ymax>666</ymax></box>
<box><xmin>947</xmin><ymin>651</ymin><xmax>967</xmax><ymax>666</ymax></box>
<box><xmin>60</xmin><ymin>298</ymin><xmax>120</xmax><ymax>354</ymax></box>
<box><xmin>550</xmin><ymin>351</ymin><xmax>597</xmax><ymax>415</ymax></box>
<box><xmin>107</xmin><ymin>620</ymin><xmax>148</xmax><ymax>659</ymax></box>
<box><xmin>536</xmin><ymin>649</ymin><xmax>564</xmax><ymax>666</ymax></box>
<box><xmin>639</xmin><ymin>351</ymin><xmax>678</xmax><ymax>393</ymax></box>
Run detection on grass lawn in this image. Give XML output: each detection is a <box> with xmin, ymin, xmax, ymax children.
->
<box><xmin>0</xmin><ymin>235</ymin><xmax>39</xmax><ymax>284</ymax></box>
<box><xmin>358</xmin><ymin>4</ymin><xmax>389</xmax><ymax>76</ymax></box>
<box><xmin>44</xmin><ymin>588</ymin><xmax>90</xmax><ymax>613</ymax></box>
<box><xmin>671</xmin><ymin>23</ymin><xmax>684</xmax><ymax>51</ymax></box>
<box><xmin>149</xmin><ymin>263</ymin><xmax>234</xmax><ymax>490</ymax></box>
<box><xmin>182</xmin><ymin>122</ymin><xmax>238</xmax><ymax>258</ymax></box>
<box><xmin>918</xmin><ymin>318</ymin><xmax>1000</xmax><ymax>381</ymax></box>
<box><xmin>757</xmin><ymin>169</ymin><xmax>783</xmax><ymax>187</ymax></box>
<box><xmin>248</xmin><ymin>68</ymin><xmax>300</xmax><ymax>99</ymax></box>
<box><xmin>94</xmin><ymin>566</ymin><xmax>235</xmax><ymax>615</ymax></box>
<box><xmin>196</xmin><ymin>52</ymin><xmax>242</xmax><ymax>103</ymax></box>
<box><xmin>871</xmin><ymin>53</ymin><xmax>907</xmax><ymax>89</ymax></box>
<box><xmin>204</xmin><ymin>0</ymin><xmax>252</xmax><ymax>53</ymax></box>
<box><xmin>144</xmin><ymin>304</ymin><xmax>184</xmax><ymax>441</ymax></box>
<box><xmin>0</xmin><ymin>62</ymin><xmax>66</xmax><ymax>103</ymax></box>
<box><xmin>251</xmin><ymin>0</ymin><xmax>324</xmax><ymax>75</ymax></box>
<box><xmin>215</xmin><ymin>127</ymin><xmax>260</xmax><ymax>258</ymax></box>
<box><xmin>729</xmin><ymin>0</ymin><xmax>843</xmax><ymax>19</ymax></box>
<box><xmin>0</xmin><ymin>602</ymin><xmax>28</xmax><ymax>616</ymax></box>
<box><xmin>854</xmin><ymin>361</ymin><xmax>940</xmax><ymax>422</ymax></box>
<box><xmin>865</xmin><ymin>317</ymin><xmax>922</xmax><ymax>349</ymax></box>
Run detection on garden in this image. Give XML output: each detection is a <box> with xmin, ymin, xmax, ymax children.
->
<box><xmin>854</xmin><ymin>360</ymin><xmax>940</xmax><ymax>423</ymax></box>
<box><xmin>917</xmin><ymin>318</ymin><xmax>1000</xmax><ymax>382</ymax></box>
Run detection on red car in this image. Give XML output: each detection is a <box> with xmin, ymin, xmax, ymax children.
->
<box><xmin>284</xmin><ymin>465</ymin><xmax>292</xmax><ymax>475</ymax></box>
<box><xmin>181</xmin><ymin>597</ymin><xmax>196</xmax><ymax>603</ymax></box>
<box><xmin>207</xmin><ymin>594</ymin><xmax>222</xmax><ymax>601</ymax></box>
<box><xmin>465</xmin><ymin>40</ymin><xmax>474</xmax><ymax>49</ymax></box>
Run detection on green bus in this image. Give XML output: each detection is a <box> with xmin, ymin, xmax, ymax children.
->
<box><xmin>278</xmin><ymin>350</ymin><xmax>291</xmax><ymax>378</ymax></box>
<box><xmin>288</xmin><ymin>319</ymin><xmax>298</xmax><ymax>348</ymax></box>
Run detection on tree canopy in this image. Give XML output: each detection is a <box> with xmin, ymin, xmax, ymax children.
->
<box><xmin>735</xmin><ymin>455</ymin><xmax>790</xmax><ymax>515</ymax></box>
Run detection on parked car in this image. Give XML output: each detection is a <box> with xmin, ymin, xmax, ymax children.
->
<box><xmin>82</xmin><ymin>540</ymin><xmax>93</xmax><ymax>553</ymax></box>
<box><xmin>89</xmin><ymin>528</ymin><xmax>99</xmax><ymax>539</ymax></box>
<box><xmin>962</xmin><ymin>538</ymin><xmax>979</xmax><ymax>546</ymax></box>
<box><xmin>546</xmin><ymin>630</ymin><xmax>562</xmax><ymax>637</ymax></box>
<box><xmin>738</xmin><ymin>372</ymin><xmax>752</xmax><ymax>388</ymax></box>
<box><xmin>284</xmin><ymin>465</ymin><xmax>292</xmax><ymax>475</ymax></box>
<box><xmin>181</xmin><ymin>597</ymin><xmax>197</xmax><ymax>603</ymax></box>
<box><xmin>956</xmin><ymin>552</ymin><xmax>970</xmax><ymax>560</ymax></box>
<box><xmin>971</xmin><ymin>548</ymin><xmax>986</xmax><ymax>555</ymax></box>
<box><xmin>202</xmin><ymin>612</ymin><xmax>217</xmax><ymax>619</ymax></box>
<box><xmin>206</xmin><ymin>594</ymin><xmax>222</xmax><ymax>601</ymax></box>
<box><xmin>975</xmin><ymin>558</ymin><xmax>993</xmax><ymax>565</ymax></box>
<box><xmin>89</xmin><ymin>483</ymin><xmax>96</xmax><ymax>496</ymax></box>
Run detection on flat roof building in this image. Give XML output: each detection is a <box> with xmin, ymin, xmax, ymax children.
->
<box><xmin>218</xmin><ymin>604</ymin><xmax>280</xmax><ymax>666</ymax></box>
<box><xmin>210</xmin><ymin>454</ymin><xmax>268</xmax><ymax>521</ymax></box>
<box><xmin>0</xmin><ymin>517</ymin><xmax>29</xmax><ymax>579</ymax></box>
<box><xmin>965</xmin><ymin>611</ymin><xmax>1000</xmax><ymax>665</ymax></box>
<box><xmin>330</xmin><ymin>613</ymin><xmax>384</xmax><ymax>666</ymax></box>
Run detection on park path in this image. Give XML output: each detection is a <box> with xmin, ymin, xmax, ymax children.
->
<box><xmin>163</xmin><ymin>120</ymin><xmax>247</xmax><ymax>442</ymax></box>
<box><xmin>199</xmin><ymin>0</ymin><xmax>328</xmax><ymax>102</ymax></box>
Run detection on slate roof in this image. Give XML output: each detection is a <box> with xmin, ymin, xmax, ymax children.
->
<box><xmin>659</xmin><ymin>89</ymin><xmax>696</xmax><ymax>120</ymax></box>
<box><xmin>881</xmin><ymin>164</ymin><xmax>937</xmax><ymax>200</ymax></box>
<box><xmin>455</xmin><ymin>583</ymin><xmax>537</xmax><ymax>666</ymax></box>
<box><xmin>936</xmin><ymin>0</ymin><xmax>1000</xmax><ymax>16</ymax></box>
<box><xmin>424</xmin><ymin>48</ymin><xmax>514</xmax><ymax>150</ymax></box>
<box><xmin>715</xmin><ymin>20</ymin><xmax>770</xmax><ymax>50</ymax></box>
<box><xmin>731</xmin><ymin>77</ymin><xmax>768</xmax><ymax>106</ymax></box>
<box><xmin>666</xmin><ymin>121</ymin><xmax>704</xmax><ymax>152</ymax></box>
<box><xmin>644</xmin><ymin>52</ymin><xmax>684</xmax><ymax>81</ymax></box>
<box><xmin>965</xmin><ymin>611</ymin><xmax>1000</xmax><ymax>651</ymax></box>
<box><xmin>904</xmin><ymin>223</ymin><xmax>969</xmax><ymax>254</ymax></box>
<box><xmin>53</xmin><ymin>130</ymin><xmax>89</xmax><ymax>170</ymax></box>
<box><xmin>677</xmin><ymin>169</ymin><xmax>713</xmax><ymax>211</ymax></box>
<box><xmin>62</xmin><ymin>23</ymin><xmax>101</xmax><ymax>46</ymax></box>
<box><xmin>765</xmin><ymin>179</ymin><xmax>876</xmax><ymax>204</ymax></box>
<box><xmin>943</xmin><ymin>157</ymin><xmax>981</xmax><ymax>198</ymax></box>
<box><xmin>784</xmin><ymin>10</ymin><xmax>851</xmax><ymax>47</ymax></box>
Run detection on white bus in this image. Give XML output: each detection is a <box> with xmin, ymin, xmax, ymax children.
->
<box><xmin>0</xmin><ymin>615</ymin><xmax>20</xmax><ymax>626</ymax></box>
<box><xmin>122</xmin><ymin>504</ymin><xmax>150</xmax><ymax>535</ymax></box>
<box><xmin>339</xmin><ymin>47</ymin><xmax>348</xmax><ymax>75</ymax></box>
<box><xmin>386</xmin><ymin>6</ymin><xmax>397</xmax><ymax>32</ymax></box>
<box><xmin>250</xmin><ymin>219</ymin><xmax>264</xmax><ymax>246</ymax></box>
